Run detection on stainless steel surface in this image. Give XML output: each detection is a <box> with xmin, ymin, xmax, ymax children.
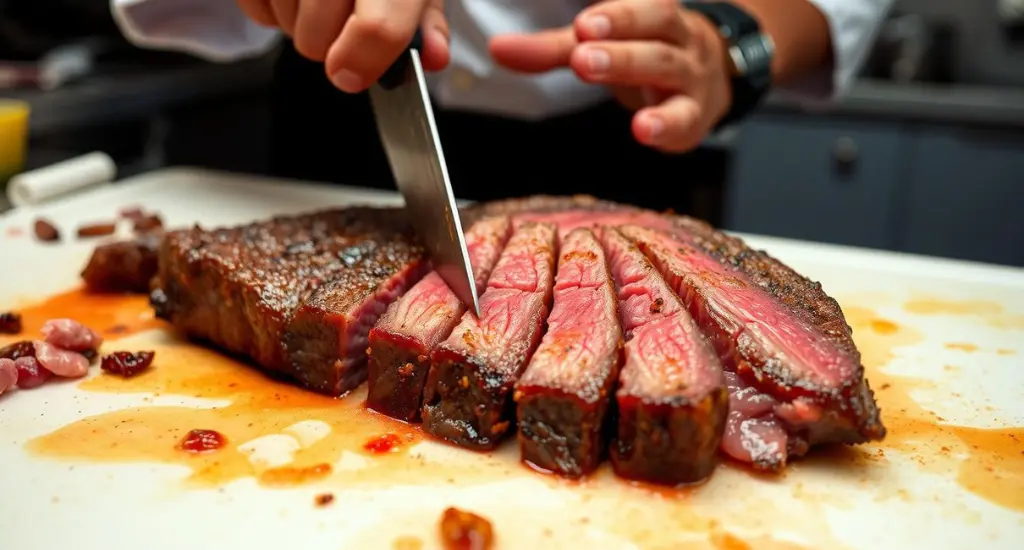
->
<box><xmin>368</xmin><ymin>49</ymin><xmax>480</xmax><ymax>317</ymax></box>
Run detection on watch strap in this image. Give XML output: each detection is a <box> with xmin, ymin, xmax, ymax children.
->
<box><xmin>682</xmin><ymin>1</ymin><xmax>774</xmax><ymax>129</ymax></box>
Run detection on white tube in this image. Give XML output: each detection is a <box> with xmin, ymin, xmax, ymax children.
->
<box><xmin>7</xmin><ymin>152</ymin><xmax>116</xmax><ymax>208</ymax></box>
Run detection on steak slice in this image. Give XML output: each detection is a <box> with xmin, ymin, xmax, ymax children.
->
<box><xmin>367</xmin><ymin>215</ymin><xmax>514</xmax><ymax>422</ymax></box>
<box><xmin>152</xmin><ymin>207</ymin><xmax>428</xmax><ymax>396</ymax></box>
<box><xmin>81</xmin><ymin>232</ymin><xmax>162</xmax><ymax>293</ymax></box>
<box><xmin>421</xmin><ymin>221</ymin><xmax>558</xmax><ymax>450</ymax></box>
<box><xmin>621</xmin><ymin>225</ymin><xmax>885</xmax><ymax>470</ymax></box>
<box><xmin>600</xmin><ymin>226</ymin><xmax>727</xmax><ymax>485</ymax></box>
<box><xmin>513</xmin><ymin>227</ymin><xmax>623</xmax><ymax>477</ymax></box>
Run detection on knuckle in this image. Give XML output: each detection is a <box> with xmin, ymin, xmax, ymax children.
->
<box><xmin>355</xmin><ymin>17</ymin><xmax>409</xmax><ymax>49</ymax></box>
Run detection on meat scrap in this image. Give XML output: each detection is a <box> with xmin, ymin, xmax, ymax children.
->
<box><xmin>151</xmin><ymin>207</ymin><xmax>429</xmax><ymax>396</ymax></box>
<box><xmin>132</xmin><ymin>214</ymin><xmax>163</xmax><ymax>234</ymax></box>
<box><xmin>42</xmin><ymin>319</ymin><xmax>103</xmax><ymax>354</ymax></box>
<box><xmin>34</xmin><ymin>218</ymin><xmax>59</xmax><ymax>242</ymax></box>
<box><xmin>439</xmin><ymin>507</ymin><xmax>494</xmax><ymax>550</ymax></box>
<box><xmin>621</xmin><ymin>225</ymin><xmax>885</xmax><ymax>471</ymax></box>
<box><xmin>513</xmin><ymin>227</ymin><xmax>623</xmax><ymax>477</ymax></box>
<box><xmin>600</xmin><ymin>227</ymin><xmax>727</xmax><ymax>485</ymax></box>
<box><xmin>13</xmin><ymin>356</ymin><xmax>52</xmax><ymax>389</ymax></box>
<box><xmin>76</xmin><ymin>222</ymin><xmax>117</xmax><ymax>238</ymax></box>
<box><xmin>80</xmin><ymin>233</ymin><xmax>161</xmax><ymax>294</ymax></box>
<box><xmin>178</xmin><ymin>429</ymin><xmax>226</xmax><ymax>452</ymax></box>
<box><xmin>100</xmin><ymin>351</ymin><xmax>155</xmax><ymax>377</ymax></box>
<box><xmin>367</xmin><ymin>215</ymin><xmax>514</xmax><ymax>422</ymax></box>
<box><xmin>422</xmin><ymin>221</ymin><xmax>557</xmax><ymax>450</ymax></box>
<box><xmin>0</xmin><ymin>311</ymin><xmax>22</xmax><ymax>334</ymax></box>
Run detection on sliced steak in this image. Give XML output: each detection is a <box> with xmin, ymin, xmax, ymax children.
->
<box><xmin>513</xmin><ymin>227</ymin><xmax>622</xmax><ymax>477</ymax></box>
<box><xmin>367</xmin><ymin>215</ymin><xmax>514</xmax><ymax>422</ymax></box>
<box><xmin>421</xmin><ymin>221</ymin><xmax>558</xmax><ymax>450</ymax></box>
<box><xmin>620</xmin><ymin>225</ymin><xmax>885</xmax><ymax>471</ymax></box>
<box><xmin>600</xmin><ymin>226</ymin><xmax>727</xmax><ymax>485</ymax></box>
<box><xmin>81</xmin><ymin>232</ymin><xmax>162</xmax><ymax>293</ymax></box>
<box><xmin>152</xmin><ymin>207</ymin><xmax>428</xmax><ymax>396</ymax></box>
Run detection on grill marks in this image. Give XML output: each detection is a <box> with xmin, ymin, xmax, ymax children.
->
<box><xmin>421</xmin><ymin>222</ymin><xmax>558</xmax><ymax>450</ymax></box>
<box><xmin>367</xmin><ymin>216</ymin><xmax>514</xmax><ymax>422</ymax></box>
<box><xmin>600</xmin><ymin>227</ymin><xmax>727</xmax><ymax>484</ymax></box>
<box><xmin>513</xmin><ymin>228</ymin><xmax>623</xmax><ymax>478</ymax></box>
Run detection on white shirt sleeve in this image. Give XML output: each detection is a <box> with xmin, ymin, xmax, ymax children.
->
<box><xmin>110</xmin><ymin>0</ymin><xmax>280</xmax><ymax>63</ymax></box>
<box><xmin>777</xmin><ymin>0</ymin><xmax>895</xmax><ymax>102</ymax></box>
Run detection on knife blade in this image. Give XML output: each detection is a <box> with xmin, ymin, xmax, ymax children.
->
<box><xmin>368</xmin><ymin>30</ymin><xmax>481</xmax><ymax>318</ymax></box>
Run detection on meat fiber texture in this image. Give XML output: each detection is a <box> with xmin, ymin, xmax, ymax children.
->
<box><xmin>513</xmin><ymin>227</ymin><xmax>623</xmax><ymax>478</ymax></box>
<box><xmin>461</xmin><ymin>196</ymin><xmax>885</xmax><ymax>471</ymax></box>
<box><xmin>621</xmin><ymin>224</ymin><xmax>885</xmax><ymax>470</ymax></box>
<box><xmin>151</xmin><ymin>207</ymin><xmax>429</xmax><ymax>396</ymax></box>
<box><xmin>422</xmin><ymin>221</ymin><xmax>558</xmax><ymax>450</ymax></box>
<box><xmin>600</xmin><ymin>226</ymin><xmax>727</xmax><ymax>485</ymax></box>
<box><xmin>367</xmin><ymin>215</ymin><xmax>514</xmax><ymax>422</ymax></box>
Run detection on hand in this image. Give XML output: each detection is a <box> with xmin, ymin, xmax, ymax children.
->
<box><xmin>490</xmin><ymin>0</ymin><xmax>733</xmax><ymax>153</ymax></box>
<box><xmin>235</xmin><ymin>0</ymin><xmax>451</xmax><ymax>93</ymax></box>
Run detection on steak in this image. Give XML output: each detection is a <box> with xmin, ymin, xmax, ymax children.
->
<box><xmin>421</xmin><ymin>221</ymin><xmax>558</xmax><ymax>450</ymax></box>
<box><xmin>620</xmin><ymin>225</ymin><xmax>885</xmax><ymax>470</ymax></box>
<box><xmin>513</xmin><ymin>227</ymin><xmax>623</xmax><ymax>477</ymax></box>
<box><xmin>600</xmin><ymin>226</ymin><xmax>728</xmax><ymax>485</ymax></box>
<box><xmin>367</xmin><ymin>215</ymin><xmax>514</xmax><ymax>422</ymax></box>
<box><xmin>151</xmin><ymin>207</ymin><xmax>428</xmax><ymax>396</ymax></box>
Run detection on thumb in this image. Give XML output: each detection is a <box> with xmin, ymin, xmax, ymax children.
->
<box><xmin>489</xmin><ymin>26</ymin><xmax>576</xmax><ymax>73</ymax></box>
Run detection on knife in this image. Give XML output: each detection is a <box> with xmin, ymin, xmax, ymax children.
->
<box><xmin>368</xmin><ymin>30</ymin><xmax>481</xmax><ymax>318</ymax></box>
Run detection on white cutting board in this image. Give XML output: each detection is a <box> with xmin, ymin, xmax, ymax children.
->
<box><xmin>1</xmin><ymin>167</ymin><xmax>1022</xmax><ymax>550</ymax></box>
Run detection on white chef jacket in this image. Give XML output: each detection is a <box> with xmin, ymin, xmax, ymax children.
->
<box><xmin>109</xmin><ymin>0</ymin><xmax>893</xmax><ymax>120</ymax></box>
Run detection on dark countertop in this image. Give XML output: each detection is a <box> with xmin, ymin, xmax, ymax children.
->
<box><xmin>2</xmin><ymin>53</ymin><xmax>276</xmax><ymax>136</ymax></box>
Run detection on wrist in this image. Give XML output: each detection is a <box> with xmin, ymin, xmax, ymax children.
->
<box><xmin>683</xmin><ymin>8</ymin><xmax>734</xmax><ymax>128</ymax></box>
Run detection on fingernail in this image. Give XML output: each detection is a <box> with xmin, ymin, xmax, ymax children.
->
<box><xmin>581</xmin><ymin>15</ymin><xmax>611</xmax><ymax>38</ymax></box>
<box><xmin>586</xmin><ymin>48</ymin><xmax>610</xmax><ymax>73</ymax></box>
<box><xmin>644</xmin><ymin>115</ymin><xmax>664</xmax><ymax>141</ymax></box>
<box><xmin>331</xmin><ymin>69</ymin><xmax>362</xmax><ymax>92</ymax></box>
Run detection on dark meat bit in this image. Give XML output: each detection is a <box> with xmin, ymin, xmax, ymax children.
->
<box><xmin>118</xmin><ymin>206</ymin><xmax>145</xmax><ymax>220</ymax></box>
<box><xmin>100</xmin><ymin>351</ymin><xmax>155</xmax><ymax>377</ymax></box>
<box><xmin>621</xmin><ymin>224</ymin><xmax>885</xmax><ymax>471</ymax></box>
<box><xmin>152</xmin><ymin>207</ymin><xmax>428</xmax><ymax>396</ymax></box>
<box><xmin>314</xmin><ymin>493</ymin><xmax>334</xmax><ymax>507</ymax></box>
<box><xmin>178</xmin><ymin>429</ymin><xmax>226</xmax><ymax>452</ymax></box>
<box><xmin>367</xmin><ymin>215</ymin><xmax>513</xmax><ymax>422</ymax></box>
<box><xmin>422</xmin><ymin>221</ymin><xmax>557</xmax><ymax>450</ymax></box>
<box><xmin>0</xmin><ymin>340</ymin><xmax>35</xmax><ymax>360</ymax></box>
<box><xmin>439</xmin><ymin>507</ymin><xmax>494</xmax><ymax>550</ymax></box>
<box><xmin>76</xmin><ymin>222</ymin><xmax>117</xmax><ymax>238</ymax></box>
<box><xmin>80</xmin><ymin>233</ymin><xmax>162</xmax><ymax>294</ymax></box>
<box><xmin>33</xmin><ymin>218</ymin><xmax>59</xmax><ymax>242</ymax></box>
<box><xmin>600</xmin><ymin>227</ymin><xmax>727</xmax><ymax>485</ymax></box>
<box><xmin>513</xmin><ymin>227</ymin><xmax>623</xmax><ymax>478</ymax></box>
<box><xmin>0</xmin><ymin>312</ymin><xmax>22</xmax><ymax>334</ymax></box>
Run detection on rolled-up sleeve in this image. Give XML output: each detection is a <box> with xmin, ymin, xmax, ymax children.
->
<box><xmin>778</xmin><ymin>0</ymin><xmax>894</xmax><ymax>102</ymax></box>
<box><xmin>110</xmin><ymin>0</ymin><xmax>280</xmax><ymax>62</ymax></box>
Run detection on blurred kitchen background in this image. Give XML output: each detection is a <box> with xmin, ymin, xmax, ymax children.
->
<box><xmin>1</xmin><ymin>0</ymin><xmax>1023</xmax><ymax>267</ymax></box>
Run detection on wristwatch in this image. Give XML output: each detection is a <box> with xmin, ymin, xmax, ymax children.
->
<box><xmin>682</xmin><ymin>1</ymin><xmax>775</xmax><ymax>128</ymax></box>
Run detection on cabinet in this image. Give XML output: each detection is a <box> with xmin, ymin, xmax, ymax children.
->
<box><xmin>725</xmin><ymin>113</ymin><xmax>1024</xmax><ymax>267</ymax></box>
<box><xmin>724</xmin><ymin>114</ymin><xmax>910</xmax><ymax>250</ymax></box>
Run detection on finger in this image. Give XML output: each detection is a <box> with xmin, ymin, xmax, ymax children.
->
<box><xmin>489</xmin><ymin>26</ymin><xmax>576</xmax><ymax>73</ymax></box>
<box><xmin>420</xmin><ymin>0</ymin><xmax>451</xmax><ymax>71</ymax></box>
<box><xmin>269</xmin><ymin>0</ymin><xmax>299</xmax><ymax>36</ymax></box>
<box><xmin>632</xmin><ymin>95</ymin><xmax>705</xmax><ymax>153</ymax></box>
<box><xmin>236</xmin><ymin>0</ymin><xmax>277</xmax><ymax>27</ymax></box>
<box><xmin>293</xmin><ymin>0</ymin><xmax>352</xmax><ymax>61</ymax></box>
<box><xmin>575</xmin><ymin>0</ymin><xmax>687</xmax><ymax>44</ymax></box>
<box><xmin>570</xmin><ymin>40</ymin><xmax>698</xmax><ymax>90</ymax></box>
<box><xmin>326</xmin><ymin>0</ymin><xmax>426</xmax><ymax>92</ymax></box>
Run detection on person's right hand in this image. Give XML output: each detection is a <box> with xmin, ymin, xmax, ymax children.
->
<box><xmin>236</xmin><ymin>0</ymin><xmax>450</xmax><ymax>93</ymax></box>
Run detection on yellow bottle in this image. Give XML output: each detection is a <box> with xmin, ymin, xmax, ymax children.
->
<box><xmin>0</xmin><ymin>99</ymin><xmax>30</xmax><ymax>181</ymax></box>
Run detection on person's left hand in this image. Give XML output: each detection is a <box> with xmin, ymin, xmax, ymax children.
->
<box><xmin>490</xmin><ymin>0</ymin><xmax>733</xmax><ymax>153</ymax></box>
